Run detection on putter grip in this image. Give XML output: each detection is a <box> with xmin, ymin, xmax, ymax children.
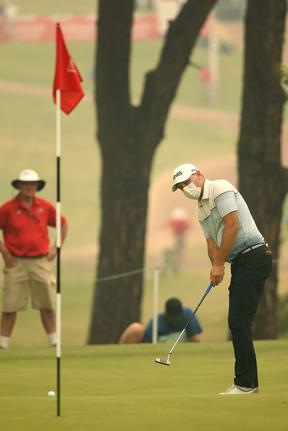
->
<box><xmin>205</xmin><ymin>282</ymin><xmax>213</xmax><ymax>295</ymax></box>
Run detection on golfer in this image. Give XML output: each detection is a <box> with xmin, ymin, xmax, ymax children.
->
<box><xmin>172</xmin><ymin>163</ymin><xmax>272</xmax><ymax>395</ymax></box>
<box><xmin>0</xmin><ymin>169</ymin><xmax>68</xmax><ymax>349</ymax></box>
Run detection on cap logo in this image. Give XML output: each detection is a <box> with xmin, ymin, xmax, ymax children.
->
<box><xmin>173</xmin><ymin>171</ymin><xmax>183</xmax><ymax>180</ymax></box>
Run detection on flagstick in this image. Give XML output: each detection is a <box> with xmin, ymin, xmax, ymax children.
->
<box><xmin>56</xmin><ymin>89</ymin><xmax>62</xmax><ymax>417</ymax></box>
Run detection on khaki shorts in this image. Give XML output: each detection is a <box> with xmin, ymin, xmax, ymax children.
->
<box><xmin>2</xmin><ymin>257</ymin><xmax>56</xmax><ymax>312</ymax></box>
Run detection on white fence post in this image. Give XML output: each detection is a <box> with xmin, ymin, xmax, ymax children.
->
<box><xmin>152</xmin><ymin>266</ymin><xmax>160</xmax><ymax>344</ymax></box>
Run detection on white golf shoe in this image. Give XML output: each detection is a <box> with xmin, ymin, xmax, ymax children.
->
<box><xmin>219</xmin><ymin>384</ymin><xmax>259</xmax><ymax>395</ymax></box>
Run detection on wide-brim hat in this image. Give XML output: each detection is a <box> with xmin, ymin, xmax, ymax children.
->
<box><xmin>11</xmin><ymin>169</ymin><xmax>46</xmax><ymax>191</ymax></box>
<box><xmin>172</xmin><ymin>163</ymin><xmax>198</xmax><ymax>192</ymax></box>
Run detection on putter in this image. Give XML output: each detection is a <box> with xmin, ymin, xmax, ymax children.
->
<box><xmin>155</xmin><ymin>282</ymin><xmax>214</xmax><ymax>366</ymax></box>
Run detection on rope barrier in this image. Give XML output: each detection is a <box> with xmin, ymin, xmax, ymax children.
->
<box><xmin>96</xmin><ymin>267</ymin><xmax>147</xmax><ymax>283</ymax></box>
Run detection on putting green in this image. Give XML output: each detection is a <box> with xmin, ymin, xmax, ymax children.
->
<box><xmin>0</xmin><ymin>341</ymin><xmax>287</xmax><ymax>431</ymax></box>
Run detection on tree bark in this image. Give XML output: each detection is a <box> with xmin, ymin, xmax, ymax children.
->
<box><xmin>88</xmin><ymin>0</ymin><xmax>217</xmax><ymax>344</ymax></box>
<box><xmin>238</xmin><ymin>0</ymin><xmax>288</xmax><ymax>339</ymax></box>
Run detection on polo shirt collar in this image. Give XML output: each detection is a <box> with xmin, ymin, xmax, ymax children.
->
<box><xmin>201</xmin><ymin>179</ymin><xmax>211</xmax><ymax>201</ymax></box>
<box><xmin>15</xmin><ymin>194</ymin><xmax>40</xmax><ymax>208</ymax></box>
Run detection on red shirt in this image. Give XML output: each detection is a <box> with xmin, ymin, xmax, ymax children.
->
<box><xmin>0</xmin><ymin>195</ymin><xmax>67</xmax><ymax>257</ymax></box>
<box><xmin>168</xmin><ymin>219</ymin><xmax>190</xmax><ymax>236</ymax></box>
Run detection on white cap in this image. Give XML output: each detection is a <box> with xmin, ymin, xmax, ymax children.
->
<box><xmin>11</xmin><ymin>169</ymin><xmax>46</xmax><ymax>191</ymax></box>
<box><xmin>171</xmin><ymin>164</ymin><xmax>198</xmax><ymax>192</ymax></box>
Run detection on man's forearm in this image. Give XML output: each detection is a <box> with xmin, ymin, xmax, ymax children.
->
<box><xmin>49</xmin><ymin>223</ymin><xmax>68</xmax><ymax>258</ymax></box>
<box><xmin>207</xmin><ymin>238</ymin><xmax>219</xmax><ymax>263</ymax></box>
<box><xmin>0</xmin><ymin>240</ymin><xmax>7</xmax><ymax>254</ymax></box>
<box><xmin>61</xmin><ymin>222</ymin><xmax>68</xmax><ymax>245</ymax></box>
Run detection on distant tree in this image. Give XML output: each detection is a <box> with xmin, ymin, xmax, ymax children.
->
<box><xmin>88</xmin><ymin>0</ymin><xmax>217</xmax><ymax>344</ymax></box>
<box><xmin>279</xmin><ymin>65</ymin><xmax>288</xmax><ymax>95</ymax></box>
<box><xmin>237</xmin><ymin>0</ymin><xmax>288</xmax><ymax>338</ymax></box>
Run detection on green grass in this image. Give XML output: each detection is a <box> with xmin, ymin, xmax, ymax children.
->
<box><xmin>0</xmin><ymin>341</ymin><xmax>287</xmax><ymax>431</ymax></box>
<box><xmin>7</xmin><ymin>0</ymin><xmax>97</xmax><ymax>15</ymax></box>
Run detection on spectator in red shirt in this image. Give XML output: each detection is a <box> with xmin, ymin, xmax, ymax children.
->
<box><xmin>167</xmin><ymin>207</ymin><xmax>191</xmax><ymax>270</ymax></box>
<box><xmin>199</xmin><ymin>66</ymin><xmax>212</xmax><ymax>104</ymax></box>
<box><xmin>0</xmin><ymin>169</ymin><xmax>68</xmax><ymax>349</ymax></box>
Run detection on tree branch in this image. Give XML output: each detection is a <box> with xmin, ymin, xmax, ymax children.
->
<box><xmin>140</xmin><ymin>0</ymin><xmax>217</xmax><ymax>127</ymax></box>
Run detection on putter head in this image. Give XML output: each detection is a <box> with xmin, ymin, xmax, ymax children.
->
<box><xmin>154</xmin><ymin>357</ymin><xmax>171</xmax><ymax>366</ymax></box>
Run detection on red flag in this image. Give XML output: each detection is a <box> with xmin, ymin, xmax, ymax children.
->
<box><xmin>53</xmin><ymin>23</ymin><xmax>84</xmax><ymax>114</ymax></box>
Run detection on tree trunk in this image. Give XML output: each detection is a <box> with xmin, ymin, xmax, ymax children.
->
<box><xmin>88</xmin><ymin>0</ymin><xmax>217</xmax><ymax>344</ymax></box>
<box><xmin>238</xmin><ymin>0</ymin><xmax>288</xmax><ymax>339</ymax></box>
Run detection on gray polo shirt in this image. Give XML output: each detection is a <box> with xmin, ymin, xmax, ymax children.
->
<box><xmin>198</xmin><ymin>179</ymin><xmax>264</xmax><ymax>262</ymax></box>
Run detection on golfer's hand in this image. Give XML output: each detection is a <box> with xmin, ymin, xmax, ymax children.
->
<box><xmin>47</xmin><ymin>246</ymin><xmax>57</xmax><ymax>261</ymax></box>
<box><xmin>210</xmin><ymin>264</ymin><xmax>225</xmax><ymax>286</ymax></box>
<box><xmin>1</xmin><ymin>249</ymin><xmax>16</xmax><ymax>268</ymax></box>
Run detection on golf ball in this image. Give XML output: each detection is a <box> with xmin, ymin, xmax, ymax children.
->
<box><xmin>48</xmin><ymin>390</ymin><xmax>55</xmax><ymax>398</ymax></box>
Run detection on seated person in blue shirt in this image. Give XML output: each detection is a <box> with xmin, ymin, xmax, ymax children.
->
<box><xmin>119</xmin><ymin>297</ymin><xmax>202</xmax><ymax>343</ymax></box>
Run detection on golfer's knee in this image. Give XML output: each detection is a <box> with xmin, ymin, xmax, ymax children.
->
<box><xmin>228</xmin><ymin>314</ymin><xmax>240</xmax><ymax>332</ymax></box>
<box><xmin>228</xmin><ymin>314</ymin><xmax>251</xmax><ymax>335</ymax></box>
<box><xmin>119</xmin><ymin>322</ymin><xmax>145</xmax><ymax>344</ymax></box>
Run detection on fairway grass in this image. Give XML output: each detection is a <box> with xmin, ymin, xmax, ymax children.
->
<box><xmin>0</xmin><ymin>341</ymin><xmax>287</xmax><ymax>431</ymax></box>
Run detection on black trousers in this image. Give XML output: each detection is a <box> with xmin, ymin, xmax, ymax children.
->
<box><xmin>228</xmin><ymin>246</ymin><xmax>273</xmax><ymax>388</ymax></box>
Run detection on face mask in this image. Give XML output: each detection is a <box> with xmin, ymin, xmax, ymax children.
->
<box><xmin>182</xmin><ymin>182</ymin><xmax>201</xmax><ymax>200</ymax></box>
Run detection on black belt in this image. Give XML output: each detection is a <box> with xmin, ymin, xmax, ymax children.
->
<box><xmin>233</xmin><ymin>243</ymin><xmax>267</xmax><ymax>262</ymax></box>
<box><xmin>240</xmin><ymin>243</ymin><xmax>267</xmax><ymax>255</ymax></box>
